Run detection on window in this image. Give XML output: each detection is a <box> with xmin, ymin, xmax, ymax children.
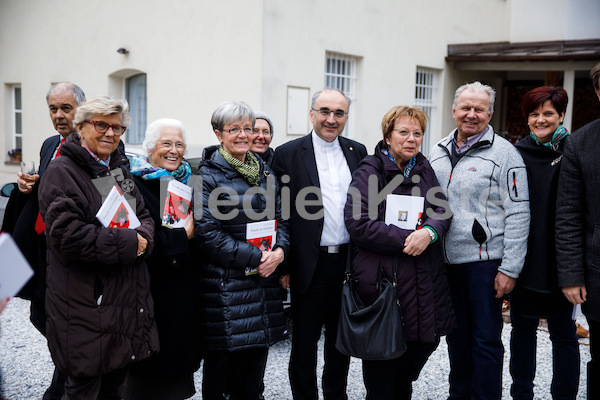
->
<box><xmin>125</xmin><ymin>73</ymin><xmax>147</xmax><ymax>144</ymax></box>
<box><xmin>325</xmin><ymin>52</ymin><xmax>357</xmax><ymax>137</ymax></box>
<box><xmin>414</xmin><ymin>67</ymin><xmax>437</xmax><ymax>157</ymax></box>
<box><xmin>12</xmin><ymin>85</ymin><xmax>22</xmax><ymax>151</ymax></box>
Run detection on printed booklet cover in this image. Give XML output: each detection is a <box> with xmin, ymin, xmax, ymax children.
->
<box><xmin>162</xmin><ymin>179</ymin><xmax>192</xmax><ymax>228</ymax></box>
<box><xmin>384</xmin><ymin>194</ymin><xmax>424</xmax><ymax>231</ymax></box>
<box><xmin>96</xmin><ymin>185</ymin><xmax>141</xmax><ymax>229</ymax></box>
<box><xmin>245</xmin><ymin>220</ymin><xmax>277</xmax><ymax>276</ymax></box>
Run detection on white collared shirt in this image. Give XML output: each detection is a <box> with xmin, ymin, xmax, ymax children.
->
<box><xmin>312</xmin><ymin>131</ymin><xmax>352</xmax><ymax>246</ymax></box>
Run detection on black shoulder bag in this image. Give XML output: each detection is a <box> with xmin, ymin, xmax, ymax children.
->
<box><xmin>335</xmin><ymin>244</ymin><xmax>407</xmax><ymax>360</ymax></box>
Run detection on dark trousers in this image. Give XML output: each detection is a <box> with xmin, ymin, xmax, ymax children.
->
<box><xmin>509</xmin><ymin>297</ymin><xmax>579</xmax><ymax>399</ymax></box>
<box><xmin>362</xmin><ymin>340</ymin><xmax>439</xmax><ymax>400</ymax></box>
<box><xmin>589</xmin><ymin>318</ymin><xmax>600</xmax><ymax>400</ymax></box>
<box><xmin>62</xmin><ymin>366</ymin><xmax>128</xmax><ymax>400</ymax></box>
<box><xmin>202</xmin><ymin>348</ymin><xmax>268</xmax><ymax>400</ymax></box>
<box><xmin>289</xmin><ymin>250</ymin><xmax>350</xmax><ymax>400</ymax></box>
<box><xmin>31</xmin><ymin>300</ymin><xmax>67</xmax><ymax>400</ymax></box>
<box><xmin>446</xmin><ymin>260</ymin><xmax>504</xmax><ymax>400</ymax></box>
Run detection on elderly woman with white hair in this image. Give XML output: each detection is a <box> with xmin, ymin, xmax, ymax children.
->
<box><xmin>124</xmin><ymin>118</ymin><xmax>201</xmax><ymax>400</ymax></box>
<box><xmin>38</xmin><ymin>97</ymin><xmax>158</xmax><ymax>399</ymax></box>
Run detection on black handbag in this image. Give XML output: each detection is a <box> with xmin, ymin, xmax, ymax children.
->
<box><xmin>335</xmin><ymin>245</ymin><xmax>407</xmax><ymax>360</ymax></box>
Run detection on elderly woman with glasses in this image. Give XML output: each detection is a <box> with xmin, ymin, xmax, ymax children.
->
<box><xmin>344</xmin><ymin>105</ymin><xmax>455</xmax><ymax>400</ymax></box>
<box><xmin>195</xmin><ymin>101</ymin><xmax>290</xmax><ymax>400</ymax></box>
<box><xmin>124</xmin><ymin>119</ymin><xmax>201</xmax><ymax>400</ymax></box>
<box><xmin>38</xmin><ymin>97</ymin><xmax>158</xmax><ymax>399</ymax></box>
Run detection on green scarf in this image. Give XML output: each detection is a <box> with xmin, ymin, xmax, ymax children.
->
<box><xmin>218</xmin><ymin>146</ymin><xmax>261</xmax><ymax>186</ymax></box>
<box><xmin>530</xmin><ymin>125</ymin><xmax>569</xmax><ymax>153</ymax></box>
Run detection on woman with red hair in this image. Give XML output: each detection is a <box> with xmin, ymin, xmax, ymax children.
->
<box><xmin>510</xmin><ymin>86</ymin><xmax>580</xmax><ymax>399</ymax></box>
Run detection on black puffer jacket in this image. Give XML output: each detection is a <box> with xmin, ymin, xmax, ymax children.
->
<box><xmin>38</xmin><ymin>132</ymin><xmax>159</xmax><ymax>378</ymax></box>
<box><xmin>195</xmin><ymin>146</ymin><xmax>290</xmax><ymax>352</ymax></box>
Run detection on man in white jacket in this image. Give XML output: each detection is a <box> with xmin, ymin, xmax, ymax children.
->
<box><xmin>429</xmin><ymin>81</ymin><xmax>530</xmax><ymax>400</ymax></box>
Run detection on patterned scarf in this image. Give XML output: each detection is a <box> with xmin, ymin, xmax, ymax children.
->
<box><xmin>530</xmin><ymin>125</ymin><xmax>569</xmax><ymax>153</ymax></box>
<box><xmin>382</xmin><ymin>148</ymin><xmax>417</xmax><ymax>178</ymax></box>
<box><xmin>218</xmin><ymin>146</ymin><xmax>260</xmax><ymax>186</ymax></box>
<box><xmin>130</xmin><ymin>156</ymin><xmax>192</xmax><ymax>183</ymax></box>
<box><xmin>81</xmin><ymin>144</ymin><xmax>111</xmax><ymax>170</ymax></box>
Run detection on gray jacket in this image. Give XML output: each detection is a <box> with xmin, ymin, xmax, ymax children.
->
<box><xmin>429</xmin><ymin>126</ymin><xmax>530</xmax><ymax>278</ymax></box>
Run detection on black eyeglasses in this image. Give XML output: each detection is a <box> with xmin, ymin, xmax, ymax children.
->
<box><xmin>85</xmin><ymin>120</ymin><xmax>127</xmax><ymax>135</ymax></box>
<box><xmin>311</xmin><ymin>108</ymin><xmax>348</xmax><ymax>119</ymax></box>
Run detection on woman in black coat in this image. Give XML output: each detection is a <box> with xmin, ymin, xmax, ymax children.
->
<box><xmin>38</xmin><ymin>97</ymin><xmax>158</xmax><ymax>399</ymax></box>
<box><xmin>124</xmin><ymin>118</ymin><xmax>200</xmax><ymax>399</ymax></box>
<box><xmin>344</xmin><ymin>106</ymin><xmax>454</xmax><ymax>400</ymax></box>
<box><xmin>510</xmin><ymin>86</ymin><xmax>579</xmax><ymax>399</ymax></box>
<box><xmin>195</xmin><ymin>101</ymin><xmax>290</xmax><ymax>400</ymax></box>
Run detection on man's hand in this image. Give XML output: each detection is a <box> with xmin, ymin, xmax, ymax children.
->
<box><xmin>494</xmin><ymin>271</ymin><xmax>516</xmax><ymax>298</ymax></box>
<box><xmin>403</xmin><ymin>229</ymin><xmax>431</xmax><ymax>256</ymax></box>
<box><xmin>562</xmin><ymin>285</ymin><xmax>587</xmax><ymax>305</ymax></box>
<box><xmin>17</xmin><ymin>171</ymin><xmax>39</xmax><ymax>194</ymax></box>
<box><xmin>257</xmin><ymin>248</ymin><xmax>284</xmax><ymax>278</ymax></box>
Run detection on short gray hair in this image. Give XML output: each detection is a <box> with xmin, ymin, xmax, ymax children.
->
<box><xmin>253</xmin><ymin>110</ymin><xmax>274</xmax><ymax>137</ymax></box>
<box><xmin>211</xmin><ymin>101</ymin><xmax>255</xmax><ymax>132</ymax></box>
<box><xmin>143</xmin><ymin>118</ymin><xmax>187</xmax><ymax>153</ymax></box>
<box><xmin>73</xmin><ymin>96</ymin><xmax>131</xmax><ymax>128</ymax></box>
<box><xmin>452</xmin><ymin>81</ymin><xmax>496</xmax><ymax>114</ymax></box>
<box><xmin>46</xmin><ymin>82</ymin><xmax>86</xmax><ymax>105</ymax></box>
<box><xmin>311</xmin><ymin>88</ymin><xmax>351</xmax><ymax>110</ymax></box>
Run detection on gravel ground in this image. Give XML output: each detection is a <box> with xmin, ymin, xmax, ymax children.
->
<box><xmin>0</xmin><ymin>297</ymin><xmax>590</xmax><ymax>399</ymax></box>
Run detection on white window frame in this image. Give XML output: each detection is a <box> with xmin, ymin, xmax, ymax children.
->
<box><xmin>12</xmin><ymin>85</ymin><xmax>22</xmax><ymax>151</ymax></box>
<box><xmin>414</xmin><ymin>67</ymin><xmax>437</xmax><ymax>157</ymax></box>
<box><xmin>125</xmin><ymin>73</ymin><xmax>147</xmax><ymax>144</ymax></box>
<box><xmin>325</xmin><ymin>52</ymin><xmax>357</xmax><ymax>137</ymax></box>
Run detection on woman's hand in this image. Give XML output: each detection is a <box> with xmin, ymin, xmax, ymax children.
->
<box><xmin>184</xmin><ymin>216</ymin><xmax>195</xmax><ymax>239</ymax></box>
<box><xmin>136</xmin><ymin>233</ymin><xmax>148</xmax><ymax>257</ymax></box>
<box><xmin>257</xmin><ymin>248</ymin><xmax>284</xmax><ymax>278</ymax></box>
<box><xmin>279</xmin><ymin>274</ymin><xmax>290</xmax><ymax>290</ymax></box>
<box><xmin>403</xmin><ymin>229</ymin><xmax>431</xmax><ymax>256</ymax></box>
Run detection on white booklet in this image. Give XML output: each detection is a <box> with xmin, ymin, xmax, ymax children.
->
<box><xmin>384</xmin><ymin>194</ymin><xmax>424</xmax><ymax>231</ymax></box>
<box><xmin>0</xmin><ymin>233</ymin><xmax>34</xmax><ymax>298</ymax></box>
<box><xmin>96</xmin><ymin>185</ymin><xmax>140</xmax><ymax>229</ymax></box>
<box><xmin>245</xmin><ymin>220</ymin><xmax>277</xmax><ymax>276</ymax></box>
<box><xmin>162</xmin><ymin>179</ymin><xmax>193</xmax><ymax>228</ymax></box>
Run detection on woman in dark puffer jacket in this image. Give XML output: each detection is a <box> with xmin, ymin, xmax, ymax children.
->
<box><xmin>195</xmin><ymin>101</ymin><xmax>290</xmax><ymax>400</ymax></box>
<box><xmin>344</xmin><ymin>106</ymin><xmax>455</xmax><ymax>400</ymax></box>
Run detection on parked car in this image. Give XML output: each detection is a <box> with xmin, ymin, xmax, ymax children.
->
<box><xmin>0</xmin><ymin>182</ymin><xmax>17</xmax><ymax>226</ymax></box>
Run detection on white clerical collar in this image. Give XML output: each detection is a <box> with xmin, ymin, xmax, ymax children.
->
<box><xmin>312</xmin><ymin>131</ymin><xmax>339</xmax><ymax>148</ymax></box>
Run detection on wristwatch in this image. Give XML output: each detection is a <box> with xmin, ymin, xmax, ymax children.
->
<box><xmin>424</xmin><ymin>227</ymin><xmax>436</xmax><ymax>243</ymax></box>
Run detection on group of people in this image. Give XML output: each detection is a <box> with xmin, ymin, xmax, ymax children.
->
<box><xmin>2</xmin><ymin>62</ymin><xmax>600</xmax><ymax>400</ymax></box>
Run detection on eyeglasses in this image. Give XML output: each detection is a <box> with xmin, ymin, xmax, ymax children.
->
<box><xmin>158</xmin><ymin>141</ymin><xmax>186</xmax><ymax>150</ymax></box>
<box><xmin>221</xmin><ymin>127</ymin><xmax>253</xmax><ymax>135</ymax></box>
<box><xmin>392</xmin><ymin>129</ymin><xmax>424</xmax><ymax>139</ymax></box>
<box><xmin>312</xmin><ymin>108</ymin><xmax>348</xmax><ymax>119</ymax></box>
<box><xmin>252</xmin><ymin>128</ymin><xmax>271</xmax><ymax>137</ymax></box>
<box><xmin>85</xmin><ymin>120</ymin><xmax>127</xmax><ymax>135</ymax></box>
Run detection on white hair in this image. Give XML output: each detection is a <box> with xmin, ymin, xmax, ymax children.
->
<box><xmin>143</xmin><ymin>118</ymin><xmax>187</xmax><ymax>153</ymax></box>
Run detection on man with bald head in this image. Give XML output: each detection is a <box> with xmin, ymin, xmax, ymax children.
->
<box><xmin>272</xmin><ymin>88</ymin><xmax>367</xmax><ymax>400</ymax></box>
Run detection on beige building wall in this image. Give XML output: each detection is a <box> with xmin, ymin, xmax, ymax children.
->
<box><xmin>0</xmin><ymin>0</ymin><xmax>597</xmax><ymax>184</ymax></box>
